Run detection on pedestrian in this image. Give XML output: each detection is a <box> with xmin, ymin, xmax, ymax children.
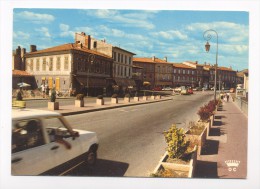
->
<box><xmin>41</xmin><ymin>83</ymin><xmax>45</xmax><ymax>98</ymax></box>
<box><xmin>45</xmin><ymin>86</ymin><xmax>50</xmax><ymax>98</ymax></box>
<box><xmin>226</xmin><ymin>93</ymin><xmax>230</xmax><ymax>102</ymax></box>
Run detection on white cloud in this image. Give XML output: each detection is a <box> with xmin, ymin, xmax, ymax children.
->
<box><xmin>35</xmin><ymin>27</ymin><xmax>51</xmax><ymax>37</ymax></box>
<box><xmin>15</xmin><ymin>11</ymin><xmax>55</xmax><ymax>24</ymax></box>
<box><xmin>13</xmin><ymin>31</ymin><xmax>30</xmax><ymax>39</ymax></box>
<box><xmin>151</xmin><ymin>30</ymin><xmax>188</xmax><ymax>40</ymax></box>
<box><xmin>85</xmin><ymin>10</ymin><xmax>155</xmax><ymax>29</ymax></box>
<box><xmin>60</xmin><ymin>23</ymin><xmax>70</xmax><ymax>32</ymax></box>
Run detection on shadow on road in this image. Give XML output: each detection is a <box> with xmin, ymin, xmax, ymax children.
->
<box><xmin>194</xmin><ymin>160</ymin><xmax>218</xmax><ymax>178</ymax></box>
<box><xmin>65</xmin><ymin>159</ymin><xmax>129</xmax><ymax>177</ymax></box>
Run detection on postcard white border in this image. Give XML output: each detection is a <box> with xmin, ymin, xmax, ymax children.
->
<box><xmin>1</xmin><ymin>1</ymin><xmax>259</xmax><ymax>189</ymax></box>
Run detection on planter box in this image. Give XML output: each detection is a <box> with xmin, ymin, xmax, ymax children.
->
<box><xmin>185</xmin><ymin>125</ymin><xmax>207</xmax><ymax>156</ymax></box>
<box><xmin>156</xmin><ymin>95</ymin><xmax>161</xmax><ymax>99</ymax></box>
<box><xmin>124</xmin><ymin>97</ymin><xmax>130</xmax><ymax>103</ymax></box>
<box><xmin>96</xmin><ymin>99</ymin><xmax>104</xmax><ymax>105</ymax></box>
<box><xmin>134</xmin><ymin>97</ymin><xmax>139</xmax><ymax>102</ymax></box>
<box><xmin>143</xmin><ymin>96</ymin><xmax>148</xmax><ymax>101</ymax></box>
<box><xmin>12</xmin><ymin>100</ymin><xmax>26</xmax><ymax>108</ymax></box>
<box><xmin>153</xmin><ymin>146</ymin><xmax>197</xmax><ymax>178</ymax></box>
<box><xmin>48</xmin><ymin>102</ymin><xmax>59</xmax><ymax>110</ymax></box>
<box><xmin>75</xmin><ymin>100</ymin><xmax>84</xmax><ymax>107</ymax></box>
<box><xmin>151</xmin><ymin>96</ymin><xmax>155</xmax><ymax>100</ymax></box>
<box><xmin>111</xmin><ymin>98</ymin><xmax>118</xmax><ymax>104</ymax></box>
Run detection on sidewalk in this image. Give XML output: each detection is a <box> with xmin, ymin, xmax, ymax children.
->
<box><xmin>39</xmin><ymin>96</ymin><xmax>174</xmax><ymax>116</ymax></box>
<box><xmin>194</xmin><ymin>100</ymin><xmax>248</xmax><ymax>178</ymax></box>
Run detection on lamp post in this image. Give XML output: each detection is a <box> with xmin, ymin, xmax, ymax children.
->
<box><xmin>203</xmin><ymin>29</ymin><xmax>218</xmax><ymax>104</ymax></box>
<box><xmin>87</xmin><ymin>54</ymin><xmax>95</xmax><ymax>97</ymax></box>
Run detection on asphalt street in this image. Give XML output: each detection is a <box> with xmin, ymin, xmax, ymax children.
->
<box><xmin>63</xmin><ymin>91</ymin><xmax>214</xmax><ymax>177</ymax></box>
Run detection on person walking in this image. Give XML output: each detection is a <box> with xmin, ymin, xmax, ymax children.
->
<box><xmin>226</xmin><ymin>93</ymin><xmax>230</xmax><ymax>102</ymax></box>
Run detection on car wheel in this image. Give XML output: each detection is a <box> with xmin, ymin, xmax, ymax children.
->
<box><xmin>86</xmin><ymin>150</ymin><xmax>97</xmax><ymax>166</ymax></box>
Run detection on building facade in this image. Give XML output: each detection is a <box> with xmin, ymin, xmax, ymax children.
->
<box><xmin>24</xmin><ymin>43</ymin><xmax>113</xmax><ymax>96</ymax></box>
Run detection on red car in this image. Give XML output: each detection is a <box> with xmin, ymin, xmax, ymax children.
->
<box><xmin>152</xmin><ymin>87</ymin><xmax>162</xmax><ymax>91</ymax></box>
<box><xmin>188</xmin><ymin>88</ymin><xmax>193</xmax><ymax>94</ymax></box>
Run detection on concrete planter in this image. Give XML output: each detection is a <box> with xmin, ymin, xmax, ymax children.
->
<box><xmin>156</xmin><ymin>95</ymin><xmax>161</xmax><ymax>99</ymax></box>
<box><xmin>134</xmin><ymin>97</ymin><xmax>139</xmax><ymax>102</ymax></box>
<box><xmin>153</xmin><ymin>146</ymin><xmax>197</xmax><ymax>178</ymax></box>
<box><xmin>124</xmin><ymin>97</ymin><xmax>130</xmax><ymax>103</ymax></box>
<box><xmin>185</xmin><ymin>124</ymin><xmax>207</xmax><ymax>156</ymax></box>
<box><xmin>48</xmin><ymin>102</ymin><xmax>59</xmax><ymax>110</ymax></box>
<box><xmin>75</xmin><ymin>100</ymin><xmax>84</xmax><ymax>107</ymax></box>
<box><xmin>143</xmin><ymin>96</ymin><xmax>148</xmax><ymax>101</ymax></box>
<box><xmin>12</xmin><ymin>100</ymin><xmax>26</xmax><ymax>108</ymax></box>
<box><xmin>96</xmin><ymin>99</ymin><xmax>104</xmax><ymax>105</ymax></box>
<box><xmin>151</xmin><ymin>96</ymin><xmax>155</xmax><ymax>100</ymax></box>
<box><xmin>111</xmin><ymin>98</ymin><xmax>118</xmax><ymax>104</ymax></box>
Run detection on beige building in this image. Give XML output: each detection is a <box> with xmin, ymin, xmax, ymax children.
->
<box><xmin>24</xmin><ymin>42</ymin><xmax>113</xmax><ymax>96</ymax></box>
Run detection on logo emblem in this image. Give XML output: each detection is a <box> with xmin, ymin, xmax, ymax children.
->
<box><xmin>225</xmin><ymin>160</ymin><xmax>240</xmax><ymax>172</ymax></box>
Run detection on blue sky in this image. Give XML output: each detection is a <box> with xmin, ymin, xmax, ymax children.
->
<box><xmin>13</xmin><ymin>9</ymin><xmax>249</xmax><ymax>71</ymax></box>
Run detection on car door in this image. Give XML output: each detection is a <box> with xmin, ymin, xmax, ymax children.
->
<box><xmin>11</xmin><ymin>118</ymin><xmax>56</xmax><ymax>175</ymax></box>
<box><xmin>42</xmin><ymin>116</ymin><xmax>83</xmax><ymax>174</ymax></box>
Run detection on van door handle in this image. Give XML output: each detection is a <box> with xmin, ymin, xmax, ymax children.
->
<box><xmin>12</xmin><ymin>157</ymin><xmax>22</xmax><ymax>163</ymax></box>
<box><xmin>51</xmin><ymin>145</ymin><xmax>59</xmax><ymax>150</ymax></box>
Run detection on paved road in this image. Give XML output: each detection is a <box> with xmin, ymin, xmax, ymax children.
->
<box><xmin>63</xmin><ymin>91</ymin><xmax>214</xmax><ymax>177</ymax></box>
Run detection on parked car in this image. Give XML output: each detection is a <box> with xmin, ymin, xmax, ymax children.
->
<box><xmin>188</xmin><ymin>88</ymin><xmax>193</xmax><ymax>94</ymax></box>
<box><xmin>194</xmin><ymin>87</ymin><xmax>202</xmax><ymax>91</ymax></box>
<box><xmin>180</xmin><ymin>86</ymin><xmax>189</xmax><ymax>95</ymax></box>
<box><xmin>162</xmin><ymin>87</ymin><xmax>173</xmax><ymax>91</ymax></box>
<box><xmin>152</xmin><ymin>86</ymin><xmax>162</xmax><ymax>91</ymax></box>
<box><xmin>174</xmin><ymin>87</ymin><xmax>182</xmax><ymax>92</ymax></box>
<box><xmin>12</xmin><ymin>108</ymin><xmax>99</xmax><ymax>175</ymax></box>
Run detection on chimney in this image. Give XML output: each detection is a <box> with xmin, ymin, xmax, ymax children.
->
<box><xmin>30</xmin><ymin>45</ymin><xmax>37</xmax><ymax>52</ymax></box>
<box><xmin>164</xmin><ymin>56</ymin><xmax>167</xmax><ymax>62</ymax></box>
<box><xmin>204</xmin><ymin>62</ymin><xmax>207</xmax><ymax>65</ymax></box>
<box><xmin>16</xmin><ymin>46</ymin><xmax>21</xmax><ymax>55</ymax></box>
<box><xmin>195</xmin><ymin>61</ymin><xmax>198</xmax><ymax>64</ymax></box>
<box><xmin>85</xmin><ymin>35</ymin><xmax>91</xmax><ymax>49</ymax></box>
<box><xmin>152</xmin><ymin>56</ymin><xmax>155</xmax><ymax>61</ymax></box>
<box><xmin>21</xmin><ymin>48</ymin><xmax>26</xmax><ymax>57</ymax></box>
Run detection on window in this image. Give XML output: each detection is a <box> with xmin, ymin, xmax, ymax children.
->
<box><xmin>42</xmin><ymin>58</ymin><xmax>46</xmax><ymax>71</ymax></box>
<box><xmin>125</xmin><ymin>55</ymin><xmax>127</xmax><ymax>64</ymax></box>
<box><xmin>56</xmin><ymin>57</ymin><xmax>61</xmax><ymax>70</ymax></box>
<box><xmin>64</xmin><ymin>57</ymin><xmax>69</xmax><ymax>70</ymax></box>
<box><xmin>174</xmin><ymin>69</ymin><xmax>176</xmax><ymax>73</ymax></box>
<box><xmin>118</xmin><ymin>53</ymin><xmax>120</xmax><ymax>62</ymax></box>
<box><xmin>36</xmin><ymin>59</ymin><xmax>40</xmax><ymax>71</ymax></box>
<box><xmin>129</xmin><ymin>57</ymin><xmax>132</xmax><ymax>65</ymax></box>
<box><xmin>178</xmin><ymin>69</ymin><xmax>181</xmax><ymax>74</ymax></box>
<box><xmin>49</xmin><ymin>57</ymin><xmax>53</xmax><ymax>71</ymax></box>
<box><xmin>125</xmin><ymin>67</ymin><xmax>127</xmax><ymax>77</ymax></box>
<box><xmin>93</xmin><ymin>41</ymin><xmax>97</xmax><ymax>48</ymax></box>
<box><xmin>12</xmin><ymin>119</ymin><xmax>44</xmax><ymax>153</ymax></box>
<box><xmin>113</xmin><ymin>52</ymin><xmax>116</xmax><ymax>61</ymax></box>
<box><xmin>183</xmin><ymin>70</ymin><xmax>185</xmax><ymax>74</ymax></box>
<box><xmin>121</xmin><ymin>54</ymin><xmax>123</xmax><ymax>63</ymax></box>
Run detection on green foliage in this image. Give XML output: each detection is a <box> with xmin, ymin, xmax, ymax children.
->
<box><xmin>97</xmin><ymin>95</ymin><xmax>103</xmax><ymax>99</ymax></box>
<box><xmin>111</xmin><ymin>94</ymin><xmax>118</xmax><ymax>98</ymax></box>
<box><xmin>163</xmin><ymin>124</ymin><xmax>190</xmax><ymax>159</ymax></box>
<box><xmin>187</xmin><ymin>121</ymin><xmax>205</xmax><ymax>135</ymax></box>
<box><xmin>76</xmin><ymin>93</ymin><xmax>84</xmax><ymax>100</ymax></box>
<box><xmin>16</xmin><ymin>91</ymin><xmax>23</xmax><ymax>101</ymax></box>
<box><xmin>50</xmin><ymin>89</ymin><xmax>56</xmax><ymax>102</ymax></box>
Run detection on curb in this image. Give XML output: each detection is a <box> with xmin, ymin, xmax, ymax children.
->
<box><xmin>60</xmin><ymin>98</ymin><xmax>173</xmax><ymax>116</ymax></box>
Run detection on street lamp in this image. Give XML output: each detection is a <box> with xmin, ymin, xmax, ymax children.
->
<box><xmin>203</xmin><ymin>29</ymin><xmax>218</xmax><ymax>104</ymax></box>
<box><xmin>87</xmin><ymin>54</ymin><xmax>95</xmax><ymax>97</ymax></box>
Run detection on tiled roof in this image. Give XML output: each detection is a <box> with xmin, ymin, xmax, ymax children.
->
<box><xmin>12</xmin><ymin>70</ymin><xmax>32</xmax><ymax>76</ymax></box>
<box><xmin>133</xmin><ymin>57</ymin><xmax>168</xmax><ymax>64</ymax></box>
<box><xmin>172</xmin><ymin>63</ymin><xmax>196</xmax><ymax>69</ymax></box>
<box><xmin>26</xmin><ymin>43</ymin><xmax>112</xmax><ymax>59</ymax></box>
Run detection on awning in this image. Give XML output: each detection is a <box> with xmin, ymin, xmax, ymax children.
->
<box><xmin>75</xmin><ymin>77</ymin><xmax>106</xmax><ymax>87</ymax></box>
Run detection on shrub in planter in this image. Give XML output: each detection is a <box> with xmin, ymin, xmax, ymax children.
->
<box><xmin>16</xmin><ymin>91</ymin><xmax>23</xmax><ymax>101</ymax></box>
<box><xmin>124</xmin><ymin>93</ymin><xmax>131</xmax><ymax>103</ymax></box>
<box><xmin>48</xmin><ymin>89</ymin><xmax>59</xmax><ymax>110</ymax></box>
<box><xmin>75</xmin><ymin>93</ymin><xmax>84</xmax><ymax>107</ymax></box>
<box><xmin>96</xmin><ymin>95</ymin><xmax>104</xmax><ymax>105</ymax></box>
<box><xmin>13</xmin><ymin>90</ymin><xmax>26</xmax><ymax>108</ymax></box>
<box><xmin>163</xmin><ymin>124</ymin><xmax>190</xmax><ymax>159</ymax></box>
<box><xmin>197</xmin><ymin>105</ymin><xmax>211</xmax><ymax>121</ymax></box>
<box><xmin>111</xmin><ymin>94</ymin><xmax>118</xmax><ymax>104</ymax></box>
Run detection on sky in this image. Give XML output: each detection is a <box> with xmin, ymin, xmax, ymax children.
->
<box><xmin>13</xmin><ymin>9</ymin><xmax>249</xmax><ymax>71</ymax></box>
